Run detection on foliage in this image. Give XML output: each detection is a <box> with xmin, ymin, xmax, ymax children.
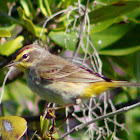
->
<box><xmin>0</xmin><ymin>0</ymin><xmax>140</xmax><ymax>139</ymax></box>
<box><xmin>0</xmin><ymin>116</ymin><xmax>27</xmax><ymax>139</ymax></box>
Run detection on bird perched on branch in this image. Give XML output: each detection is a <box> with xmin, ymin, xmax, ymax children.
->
<box><xmin>7</xmin><ymin>44</ymin><xmax>140</xmax><ymax>106</ymax></box>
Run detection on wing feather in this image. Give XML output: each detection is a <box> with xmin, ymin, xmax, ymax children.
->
<box><xmin>36</xmin><ymin>55</ymin><xmax>105</xmax><ymax>83</ymax></box>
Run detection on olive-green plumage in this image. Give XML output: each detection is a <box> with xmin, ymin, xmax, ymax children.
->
<box><xmin>8</xmin><ymin>44</ymin><xmax>140</xmax><ymax>106</ymax></box>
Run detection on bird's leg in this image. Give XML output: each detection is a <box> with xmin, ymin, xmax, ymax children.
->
<box><xmin>42</xmin><ymin>103</ymin><xmax>56</xmax><ymax>137</ymax></box>
<box><xmin>52</xmin><ymin>98</ymin><xmax>82</xmax><ymax>133</ymax></box>
<box><xmin>43</xmin><ymin>98</ymin><xmax>81</xmax><ymax>134</ymax></box>
<box><xmin>49</xmin><ymin>114</ymin><xmax>55</xmax><ymax>135</ymax></box>
<box><xmin>53</xmin><ymin>106</ymin><xmax>75</xmax><ymax>133</ymax></box>
<box><xmin>43</xmin><ymin>103</ymin><xmax>56</xmax><ymax>119</ymax></box>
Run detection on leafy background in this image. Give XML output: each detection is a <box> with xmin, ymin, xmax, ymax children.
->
<box><xmin>0</xmin><ymin>0</ymin><xmax>140</xmax><ymax>139</ymax></box>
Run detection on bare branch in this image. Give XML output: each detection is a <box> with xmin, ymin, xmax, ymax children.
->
<box><xmin>57</xmin><ymin>101</ymin><xmax>140</xmax><ymax>140</ymax></box>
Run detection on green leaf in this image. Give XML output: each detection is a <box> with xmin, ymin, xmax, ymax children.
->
<box><xmin>4</xmin><ymin>79</ymin><xmax>34</xmax><ymax>103</ymax></box>
<box><xmin>49</xmin><ymin>22</ymin><xmax>137</xmax><ymax>53</ymax></box>
<box><xmin>0</xmin><ymin>24</ymin><xmax>16</xmax><ymax>32</ymax></box>
<box><xmin>126</xmin><ymin>6</ymin><xmax>140</xmax><ymax>19</ymax></box>
<box><xmin>89</xmin><ymin>0</ymin><xmax>140</xmax><ymax>24</ymax></box>
<box><xmin>135</xmin><ymin>51</ymin><xmax>140</xmax><ymax>86</ymax></box>
<box><xmin>49</xmin><ymin>31</ymin><xmax>78</xmax><ymax>50</ymax></box>
<box><xmin>34</xmin><ymin>25</ymin><xmax>47</xmax><ymax>41</ymax></box>
<box><xmin>0</xmin><ymin>36</ymin><xmax>24</xmax><ymax>56</ymax></box>
<box><xmin>38</xmin><ymin>0</ymin><xmax>48</xmax><ymax>16</ymax></box>
<box><xmin>90</xmin><ymin>18</ymin><xmax>117</xmax><ymax>34</ymax></box>
<box><xmin>0</xmin><ymin>30</ymin><xmax>11</xmax><ymax>37</ymax></box>
<box><xmin>17</xmin><ymin>7</ymin><xmax>47</xmax><ymax>38</ymax></box>
<box><xmin>99</xmin><ymin>46</ymin><xmax>140</xmax><ymax>56</ymax></box>
<box><xmin>43</xmin><ymin>0</ymin><xmax>52</xmax><ymax>17</ymax></box>
<box><xmin>42</xmin><ymin>118</ymin><xmax>49</xmax><ymax>136</ymax></box>
<box><xmin>40</xmin><ymin>115</ymin><xmax>43</xmax><ymax>131</ymax></box>
<box><xmin>106</xmin><ymin>132</ymin><xmax>114</xmax><ymax>140</ymax></box>
<box><xmin>20</xmin><ymin>0</ymin><xmax>31</xmax><ymax>18</ymax></box>
<box><xmin>126</xmin><ymin>108</ymin><xmax>140</xmax><ymax>140</ymax></box>
<box><xmin>3</xmin><ymin>100</ymin><xmax>19</xmax><ymax>115</ymax></box>
<box><xmin>17</xmin><ymin>7</ymin><xmax>37</xmax><ymax>36</ymax></box>
<box><xmin>90</xmin><ymin>22</ymin><xmax>136</xmax><ymax>49</ymax></box>
<box><xmin>0</xmin><ymin>116</ymin><xmax>27</xmax><ymax>140</ymax></box>
<box><xmin>0</xmin><ymin>24</ymin><xmax>22</xmax><ymax>37</ymax></box>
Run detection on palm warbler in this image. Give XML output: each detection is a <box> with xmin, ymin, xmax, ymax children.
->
<box><xmin>7</xmin><ymin>44</ymin><xmax>140</xmax><ymax>106</ymax></box>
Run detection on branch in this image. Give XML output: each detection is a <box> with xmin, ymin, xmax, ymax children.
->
<box><xmin>22</xmin><ymin>98</ymin><xmax>140</xmax><ymax>122</ymax></box>
<box><xmin>57</xmin><ymin>101</ymin><xmax>140</xmax><ymax>140</ymax></box>
<box><xmin>73</xmin><ymin>0</ymin><xmax>90</xmax><ymax>58</ymax></box>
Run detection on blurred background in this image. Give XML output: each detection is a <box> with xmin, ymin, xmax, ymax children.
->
<box><xmin>0</xmin><ymin>0</ymin><xmax>140</xmax><ymax>139</ymax></box>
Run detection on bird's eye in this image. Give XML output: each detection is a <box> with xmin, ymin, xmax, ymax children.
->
<box><xmin>23</xmin><ymin>54</ymin><xmax>28</xmax><ymax>59</ymax></box>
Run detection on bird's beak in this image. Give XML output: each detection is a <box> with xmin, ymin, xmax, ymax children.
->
<box><xmin>4</xmin><ymin>61</ymin><xmax>17</xmax><ymax>68</ymax></box>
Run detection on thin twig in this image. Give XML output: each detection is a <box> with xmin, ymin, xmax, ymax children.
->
<box><xmin>57</xmin><ymin>101</ymin><xmax>140</xmax><ymax>140</ymax></box>
<box><xmin>73</xmin><ymin>0</ymin><xmax>90</xmax><ymax>59</ymax></box>
<box><xmin>40</xmin><ymin>9</ymin><xmax>68</xmax><ymax>37</ymax></box>
<box><xmin>0</xmin><ymin>67</ymin><xmax>13</xmax><ymax>104</ymax></box>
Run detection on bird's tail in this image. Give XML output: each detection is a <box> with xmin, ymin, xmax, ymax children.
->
<box><xmin>112</xmin><ymin>80</ymin><xmax>140</xmax><ymax>87</ymax></box>
<box><xmin>82</xmin><ymin>81</ymin><xmax>140</xmax><ymax>98</ymax></box>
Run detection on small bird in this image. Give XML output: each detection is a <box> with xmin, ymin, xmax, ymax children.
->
<box><xmin>7</xmin><ymin>44</ymin><xmax>140</xmax><ymax>106</ymax></box>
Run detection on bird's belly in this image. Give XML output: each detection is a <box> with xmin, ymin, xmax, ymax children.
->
<box><xmin>26</xmin><ymin>75</ymin><xmax>89</xmax><ymax>106</ymax></box>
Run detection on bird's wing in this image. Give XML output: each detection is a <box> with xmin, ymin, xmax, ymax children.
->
<box><xmin>37</xmin><ymin>61</ymin><xmax>105</xmax><ymax>83</ymax></box>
